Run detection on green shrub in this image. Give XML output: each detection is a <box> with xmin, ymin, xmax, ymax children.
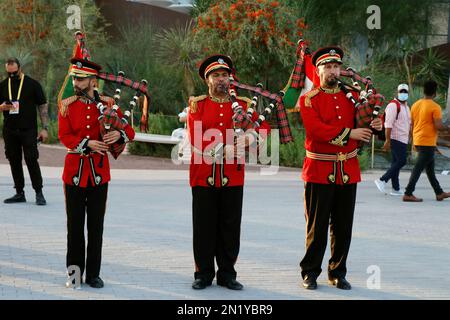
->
<box><xmin>128</xmin><ymin>141</ymin><xmax>173</xmax><ymax>158</ymax></box>
<box><xmin>146</xmin><ymin>114</ymin><xmax>180</xmax><ymax>135</ymax></box>
<box><xmin>357</xmin><ymin>147</ymin><xmax>370</xmax><ymax>171</ymax></box>
<box><xmin>279</xmin><ymin>128</ymin><xmax>306</xmax><ymax>168</ymax></box>
<box><xmin>97</xmin><ymin>21</ymin><xmax>186</xmax><ymax>117</ymax></box>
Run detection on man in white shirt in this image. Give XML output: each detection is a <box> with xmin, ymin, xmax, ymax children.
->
<box><xmin>375</xmin><ymin>84</ymin><xmax>411</xmax><ymax>195</ymax></box>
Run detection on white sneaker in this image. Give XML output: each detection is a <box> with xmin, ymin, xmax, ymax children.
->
<box><xmin>374</xmin><ymin>179</ymin><xmax>387</xmax><ymax>194</ymax></box>
<box><xmin>390</xmin><ymin>190</ymin><xmax>403</xmax><ymax>196</ymax></box>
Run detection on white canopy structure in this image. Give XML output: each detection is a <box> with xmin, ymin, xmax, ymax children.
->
<box><xmin>126</xmin><ymin>0</ymin><xmax>193</xmax><ymax>14</ymax></box>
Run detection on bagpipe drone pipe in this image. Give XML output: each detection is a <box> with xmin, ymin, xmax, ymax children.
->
<box><xmin>88</xmin><ymin>75</ymin><xmax>149</xmax><ymax>161</ymax></box>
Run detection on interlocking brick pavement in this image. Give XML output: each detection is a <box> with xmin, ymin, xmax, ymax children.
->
<box><xmin>0</xmin><ymin>140</ymin><xmax>450</xmax><ymax>300</ymax></box>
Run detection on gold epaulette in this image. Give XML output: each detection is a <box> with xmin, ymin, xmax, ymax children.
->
<box><xmin>304</xmin><ymin>88</ymin><xmax>320</xmax><ymax>107</ymax></box>
<box><xmin>237</xmin><ymin>96</ymin><xmax>252</xmax><ymax>109</ymax></box>
<box><xmin>59</xmin><ymin>95</ymin><xmax>79</xmax><ymax>117</ymax></box>
<box><xmin>188</xmin><ymin>95</ymin><xmax>208</xmax><ymax>113</ymax></box>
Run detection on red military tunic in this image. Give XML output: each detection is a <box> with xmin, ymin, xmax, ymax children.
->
<box><xmin>188</xmin><ymin>95</ymin><xmax>270</xmax><ymax>187</ymax></box>
<box><xmin>58</xmin><ymin>96</ymin><xmax>135</xmax><ymax>187</ymax></box>
<box><xmin>299</xmin><ymin>87</ymin><xmax>361</xmax><ymax>185</ymax></box>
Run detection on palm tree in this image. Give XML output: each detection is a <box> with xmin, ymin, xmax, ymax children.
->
<box><xmin>155</xmin><ymin>20</ymin><xmax>200</xmax><ymax>99</ymax></box>
<box><xmin>415</xmin><ymin>48</ymin><xmax>450</xmax><ymax>89</ymax></box>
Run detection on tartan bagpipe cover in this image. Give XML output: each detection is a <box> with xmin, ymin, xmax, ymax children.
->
<box><xmin>338</xmin><ymin>69</ymin><xmax>386</xmax><ymax>129</ymax></box>
<box><xmin>97</xmin><ymin>72</ymin><xmax>150</xmax><ymax>133</ymax></box>
<box><xmin>282</xmin><ymin>40</ymin><xmax>319</xmax><ymax>112</ymax></box>
<box><xmin>231</xmin><ymin>103</ymin><xmax>253</xmax><ymax>131</ymax></box>
<box><xmin>98</xmin><ymin>106</ymin><xmax>128</xmax><ymax>159</ymax></box>
<box><xmin>354</xmin><ymin>93</ymin><xmax>385</xmax><ymax>129</ymax></box>
<box><xmin>229</xmin><ymin>80</ymin><xmax>293</xmax><ymax>144</ymax></box>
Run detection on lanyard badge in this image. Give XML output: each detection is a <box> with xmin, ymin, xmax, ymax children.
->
<box><xmin>8</xmin><ymin>74</ymin><xmax>24</xmax><ymax>115</ymax></box>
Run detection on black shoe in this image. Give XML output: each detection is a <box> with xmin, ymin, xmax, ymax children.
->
<box><xmin>192</xmin><ymin>278</ymin><xmax>212</xmax><ymax>290</ymax></box>
<box><xmin>35</xmin><ymin>191</ymin><xmax>46</xmax><ymax>205</ymax></box>
<box><xmin>302</xmin><ymin>274</ymin><xmax>318</xmax><ymax>290</ymax></box>
<box><xmin>328</xmin><ymin>277</ymin><xmax>351</xmax><ymax>290</ymax></box>
<box><xmin>217</xmin><ymin>278</ymin><xmax>244</xmax><ymax>290</ymax></box>
<box><xmin>85</xmin><ymin>276</ymin><xmax>104</xmax><ymax>288</ymax></box>
<box><xmin>4</xmin><ymin>192</ymin><xmax>26</xmax><ymax>204</ymax></box>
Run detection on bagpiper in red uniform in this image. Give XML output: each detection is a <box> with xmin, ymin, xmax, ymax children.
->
<box><xmin>188</xmin><ymin>55</ymin><xmax>270</xmax><ymax>291</ymax></box>
<box><xmin>188</xmin><ymin>96</ymin><xmax>270</xmax><ymax>187</ymax></box>
<box><xmin>298</xmin><ymin>46</ymin><xmax>382</xmax><ymax>290</ymax></box>
<box><xmin>59</xmin><ymin>54</ymin><xmax>135</xmax><ymax>289</ymax></box>
<box><xmin>300</xmin><ymin>86</ymin><xmax>361</xmax><ymax>185</ymax></box>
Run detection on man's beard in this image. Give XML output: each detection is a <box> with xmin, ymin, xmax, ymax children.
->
<box><xmin>325</xmin><ymin>76</ymin><xmax>338</xmax><ymax>87</ymax></box>
<box><xmin>8</xmin><ymin>72</ymin><xmax>19</xmax><ymax>79</ymax></box>
<box><xmin>212</xmin><ymin>83</ymin><xmax>228</xmax><ymax>95</ymax></box>
<box><xmin>74</xmin><ymin>86</ymin><xmax>85</xmax><ymax>96</ymax></box>
<box><xmin>73</xmin><ymin>87</ymin><xmax>83</xmax><ymax>97</ymax></box>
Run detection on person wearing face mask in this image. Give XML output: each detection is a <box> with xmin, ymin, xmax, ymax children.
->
<box><xmin>187</xmin><ymin>55</ymin><xmax>270</xmax><ymax>291</ymax></box>
<box><xmin>298</xmin><ymin>46</ymin><xmax>382</xmax><ymax>291</ymax></box>
<box><xmin>403</xmin><ymin>80</ymin><xmax>450</xmax><ymax>202</ymax></box>
<box><xmin>374</xmin><ymin>84</ymin><xmax>411</xmax><ymax>196</ymax></box>
<box><xmin>0</xmin><ymin>57</ymin><xmax>49</xmax><ymax>205</ymax></box>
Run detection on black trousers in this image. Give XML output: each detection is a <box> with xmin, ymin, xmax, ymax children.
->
<box><xmin>64</xmin><ymin>182</ymin><xmax>108</xmax><ymax>279</ymax></box>
<box><xmin>300</xmin><ymin>182</ymin><xmax>357</xmax><ymax>280</ymax></box>
<box><xmin>192</xmin><ymin>186</ymin><xmax>243</xmax><ymax>282</ymax></box>
<box><xmin>380</xmin><ymin>139</ymin><xmax>407</xmax><ymax>191</ymax></box>
<box><xmin>3</xmin><ymin>127</ymin><xmax>43</xmax><ymax>192</ymax></box>
<box><xmin>405</xmin><ymin>146</ymin><xmax>443</xmax><ymax>196</ymax></box>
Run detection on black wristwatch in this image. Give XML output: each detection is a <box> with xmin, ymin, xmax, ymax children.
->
<box><xmin>43</xmin><ymin>125</ymin><xmax>49</xmax><ymax>131</ymax></box>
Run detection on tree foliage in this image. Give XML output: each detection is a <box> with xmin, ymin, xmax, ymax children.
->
<box><xmin>414</xmin><ymin>48</ymin><xmax>450</xmax><ymax>89</ymax></box>
<box><xmin>290</xmin><ymin>0</ymin><xmax>447</xmax><ymax>96</ymax></box>
<box><xmin>191</xmin><ymin>0</ymin><xmax>219</xmax><ymax>18</ymax></box>
<box><xmin>192</xmin><ymin>0</ymin><xmax>307</xmax><ymax>89</ymax></box>
<box><xmin>294</xmin><ymin>0</ymin><xmax>432</xmax><ymax>50</ymax></box>
<box><xmin>0</xmin><ymin>0</ymin><xmax>108</xmax><ymax>119</ymax></box>
<box><xmin>96</xmin><ymin>22</ymin><xmax>180</xmax><ymax>116</ymax></box>
<box><xmin>155</xmin><ymin>21</ymin><xmax>201</xmax><ymax>100</ymax></box>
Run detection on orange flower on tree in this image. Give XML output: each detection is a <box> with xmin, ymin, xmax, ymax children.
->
<box><xmin>193</xmin><ymin>0</ymin><xmax>308</xmax><ymax>82</ymax></box>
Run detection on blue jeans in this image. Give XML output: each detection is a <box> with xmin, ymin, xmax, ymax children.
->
<box><xmin>380</xmin><ymin>139</ymin><xmax>407</xmax><ymax>191</ymax></box>
<box><xmin>404</xmin><ymin>146</ymin><xmax>443</xmax><ymax>196</ymax></box>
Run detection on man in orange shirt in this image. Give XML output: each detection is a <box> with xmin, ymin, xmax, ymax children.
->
<box><xmin>403</xmin><ymin>80</ymin><xmax>450</xmax><ymax>202</ymax></box>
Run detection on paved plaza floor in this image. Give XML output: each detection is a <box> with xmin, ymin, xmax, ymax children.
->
<box><xmin>1</xmin><ymin>151</ymin><xmax>449</xmax><ymax>301</ymax></box>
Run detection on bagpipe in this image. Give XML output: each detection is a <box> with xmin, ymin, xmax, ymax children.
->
<box><xmin>97</xmin><ymin>71</ymin><xmax>150</xmax><ymax>133</ymax></box>
<box><xmin>225</xmin><ymin>39</ymin><xmax>386</xmax><ymax>148</ymax></box>
<box><xmin>282</xmin><ymin>40</ymin><xmax>317</xmax><ymax>112</ymax></box>
<box><xmin>95</xmin><ymin>76</ymin><xmax>149</xmax><ymax>160</ymax></box>
<box><xmin>80</xmin><ymin>78</ymin><xmax>147</xmax><ymax>161</ymax></box>
<box><xmin>281</xmin><ymin>39</ymin><xmax>385</xmax><ymax>134</ymax></box>
<box><xmin>227</xmin><ymin>75</ymin><xmax>292</xmax><ymax>144</ymax></box>
<box><xmin>58</xmin><ymin>31</ymin><xmax>151</xmax><ymax>158</ymax></box>
<box><xmin>202</xmin><ymin>76</ymin><xmax>291</xmax><ymax>186</ymax></box>
<box><xmin>338</xmin><ymin>69</ymin><xmax>385</xmax><ymax>132</ymax></box>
